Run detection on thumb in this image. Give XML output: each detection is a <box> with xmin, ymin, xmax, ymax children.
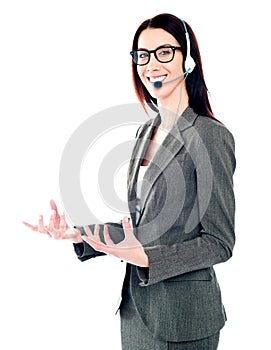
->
<box><xmin>122</xmin><ymin>216</ymin><xmax>132</xmax><ymax>231</ymax></box>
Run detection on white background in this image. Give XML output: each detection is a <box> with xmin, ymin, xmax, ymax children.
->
<box><xmin>1</xmin><ymin>0</ymin><xmax>270</xmax><ymax>349</ymax></box>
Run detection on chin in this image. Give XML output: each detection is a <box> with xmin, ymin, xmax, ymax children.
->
<box><xmin>149</xmin><ymin>91</ymin><xmax>163</xmax><ymax>100</ymax></box>
<box><xmin>149</xmin><ymin>87</ymin><xmax>170</xmax><ymax>100</ymax></box>
<box><xmin>146</xmin><ymin>84</ymin><xmax>162</xmax><ymax>97</ymax></box>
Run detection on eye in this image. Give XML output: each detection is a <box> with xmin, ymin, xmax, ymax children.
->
<box><xmin>138</xmin><ymin>51</ymin><xmax>149</xmax><ymax>59</ymax></box>
<box><xmin>157</xmin><ymin>48</ymin><xmax>172</xmax><ymax>56</ymax></box>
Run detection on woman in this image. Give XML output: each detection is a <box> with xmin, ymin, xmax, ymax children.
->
<box><xmin>23</xmin><ymin>13</ymin><xmax>236</xmax><ymax>349</ymax></box>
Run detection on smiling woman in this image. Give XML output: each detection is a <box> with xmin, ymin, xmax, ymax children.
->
<box><xmin>23</xmin><ymin>13</ymin><xmax>236</xmax><ymax>350</ymax></box>
<box><xmin>135</xmin><ymin>28</ymin><xmax>188</xmax><ymax>110</ymax></box>
<box><xmin>131</xmin><ymin>15</ymin><xmax>213</xmax><ymax>120</ymax></box>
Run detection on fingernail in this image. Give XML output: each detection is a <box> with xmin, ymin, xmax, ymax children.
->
<box><xmin>123</xmin><ymin>216</ymin><xmax>129</xmax><ymax>224</ymax></box>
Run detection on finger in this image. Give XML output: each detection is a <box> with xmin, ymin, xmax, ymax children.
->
<box><xmin>22</xmin><ymin>221</ymin><xmax>38</xmax><ymax>231</ymax></box>
<box><xmin>81</xmin><ymin>234</ymin><xmax>103</xmax><ymax>249</ymax></box>
<box><xmin>48</xmin><ymin>210</ymin><xmax>57</xmax><ymax>231</ymax></box>
<box><xmin>122</xmin><ymin>216</ymin><xmax>132</xmax><ymax>232</ymax></box>
<box><xmin>103</xmin><ymin>225</ymin><xmax>114</xmax><ymax>246</ymax></box>
<box><xmin>59</xmin><ymin>213</ymin><xmax>68</xmax><ymax>231</ymax></box>
<box><xmin>81</xmin><ymin>235</ymin><xmax>112</xmax><ymax>255</ymax></box>
<box><xmin>38</xmin><ymin>215</ymin><xmax>47</xmax><ymax>232</ymax></box>
<box><xmin>81</xmin><ymin>237</ymin><xmax>96</xmax><ymax>251</ymax></box>
<box><xmin>37</xmin><ymin>215</ymin><xmax>51</xmax><ymax>236</ymax></box>
<box><xmin>50</xmin><ymin>199</ymin><xmax>58</xmax><ymax>211</ymax></box>
<box><xmin>50</xmin><ymin>199</ymin><xmax>60</xmax><ymax>227</ymax></box>
<box><xmin>83</xmin><ymin>225</ymin><xmax>93</xmax><ymax>237</ymax></box>
<box><xmin>93</xmin><ymin>224</ymin><xmax>100</xmax><ymax>240</ymax></box>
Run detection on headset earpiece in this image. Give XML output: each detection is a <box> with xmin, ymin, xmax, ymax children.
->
<box><xmin>181</xmin><ymin>20</ymin><xmax>196</xmax><ymax>74</ymax></box>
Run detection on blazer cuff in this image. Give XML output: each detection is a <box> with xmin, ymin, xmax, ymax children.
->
<box><xmin>137</xmin><ymin>247</ymin><xmax>160</xmax><ymax>286</ymax></box>
<box><xmin>73</xmin><ymin>241</ymin><xmax>105</xmax><ymax>261</ymax></box>
<box><xmin>73</xmin><ymin>222</ymin><xmax>124</xmax><ymax>262</ymax></box>
<box><xmin>136</xmin><ymin>246</ymin><xmax>181</xmax><ymax>286</ymax></box>
<box><xmin>73</xmin><ymin>226</ymin><xmax>105</xmax><ymax>261</ymax></box>
<box><xmin>137</xmin><ymin>266</ymin><xmax>149</xmax><ymax>285</ymax></box>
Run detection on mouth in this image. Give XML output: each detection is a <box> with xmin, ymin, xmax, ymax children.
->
<box><xmin>147</xmin><ymin>75</ymin><xmax>167</xmax><ymax>85</ymax></box>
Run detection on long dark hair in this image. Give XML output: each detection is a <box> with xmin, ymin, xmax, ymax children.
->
<box><xmin>131</xmin><ymin>13</ymin><xmax>215</xmax><ymax>119</ymax></box>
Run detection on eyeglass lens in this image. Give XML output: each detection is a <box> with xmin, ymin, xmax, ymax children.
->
<box><xmin>133</xmin><ymin>47</ymin><xmax>175</xmax><ymax>65</ymax></box>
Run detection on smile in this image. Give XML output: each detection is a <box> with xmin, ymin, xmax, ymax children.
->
<box><xmin>148</xmin><ymin>75</ymin><xmax>167</xmax><ymax>84</ymax></box>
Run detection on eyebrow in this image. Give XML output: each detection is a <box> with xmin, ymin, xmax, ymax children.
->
<box><xmin>137</xmin><ymin>43</ymin><xmax>173</xmax><ymax>51</ymax></box>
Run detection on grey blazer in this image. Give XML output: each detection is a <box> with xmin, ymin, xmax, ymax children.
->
<box><xmin>74</xmin><ymin>106</ymin><xmax>236</xmax><ymax>342</ymax></box>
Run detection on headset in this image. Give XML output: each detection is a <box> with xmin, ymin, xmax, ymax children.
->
<box><xmin>154</xmin><ymin>19</ymin><xmax>196</xmax><ymax>88</ymax></box>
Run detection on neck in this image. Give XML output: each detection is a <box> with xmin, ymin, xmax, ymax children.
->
<box><xmin>157</xmin><ymin>85</ymin><xmax>189</xmax><ymax>131</ymax></box>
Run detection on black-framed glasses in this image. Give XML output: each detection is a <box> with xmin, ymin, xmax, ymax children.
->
<box><xmin>130</xmin><ymin>45</ymin><xmax>182</xmax><ymax>66</ymax></box>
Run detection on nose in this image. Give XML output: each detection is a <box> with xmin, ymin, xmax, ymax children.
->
<box><xmin>146</xmin><ymin>53</ymin><xmax>160</xmax><ymax>71</ymax></box>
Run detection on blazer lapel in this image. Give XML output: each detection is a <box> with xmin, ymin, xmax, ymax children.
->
<box><xmin>139</xmin><ymin>123</ymin><xmax>185</xmax><ymax>213</ymax></box>
<box><xmin>127</xmin><ymin>120</ymin><xmax>155</xmax><ymax>190</ymax></box>
<box><xmin>127</xmin><ymin>117</ymin><xmax>159</xmax><ymax>223</ymax></box>
<box><xmin>138</xmin><ymin>107</ymin><xmax>199</xmax><ymax>221</ymax></box>
<box><xmin>128</xmin><ymin>107</ymin><xmax>198</xmax><ymax>226</ymax></box>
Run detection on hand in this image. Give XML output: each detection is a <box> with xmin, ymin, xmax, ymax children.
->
<box><xmin>22</xmin><ymin>199</ymin><xmax>83</xmax><ymax>243</ymax></box>
<box><xmin>82</xmin><ymin>216</ymin><xmax>149</xmax><ymax>267</ymax></box>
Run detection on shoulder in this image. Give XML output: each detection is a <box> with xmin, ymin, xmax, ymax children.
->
<box><xmin>192</xmin><ymin>115</ymin><xmax>236</xmax><ymax>173</ymax></box>
<box><xmin>193</xmin><ymin>114</ymin><xmax>235</xmax><ymax>150</ymax></box>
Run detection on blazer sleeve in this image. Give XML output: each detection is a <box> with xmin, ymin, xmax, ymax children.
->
<box><xmin>73</xmin><ymin>222</ymin><xmax>125</xmax><ymax>262</ymax></box>
<box><xmin>137</xmin><ymin>122</ymin><xmax>236</xmax><ymax>286</ymax></box>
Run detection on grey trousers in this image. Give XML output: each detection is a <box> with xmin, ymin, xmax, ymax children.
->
<box><xmin>120</xmin><ymin>294</ymin><xmax>220</xmax><ymax>350</ymax></box>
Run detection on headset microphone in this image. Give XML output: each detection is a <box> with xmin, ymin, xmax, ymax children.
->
<box><xmin>153</xmin><ymin>81</ymin><xmax>163</xmax><ymax>88</ymax></box>
<box><xmin>154</xmin><ymin>19</ymin><xmax>196</xmax><ymax>89</ymax></box>
<box><xmin>153</xmin><ymin>73</ymin><xmax>185</xmax><ymax>88</ymax></box>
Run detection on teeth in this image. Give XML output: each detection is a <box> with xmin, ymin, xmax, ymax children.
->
<box><xmin>149</xmin><ymin>76</ymin><xmax>166</xmax><ymax>83</ymax></box>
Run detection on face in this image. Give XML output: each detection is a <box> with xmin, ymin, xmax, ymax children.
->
<box><xmin>136</xmin><ymin>28</ymin><xmax>185</xmax><ymax>102</ymax></box>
